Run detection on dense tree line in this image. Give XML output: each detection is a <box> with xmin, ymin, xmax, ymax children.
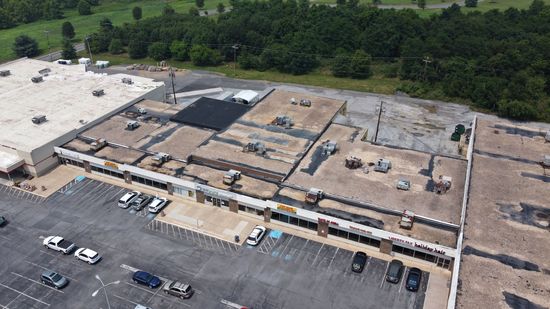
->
<box><xmin>85</xmin><ymin>0</ymin><xmax>550</xmax><ymax>121</ymax></box>
<box><xmin>0</xmin><ymin>0</ymin><xmax>99</xmax><ymax>29</ymax></box>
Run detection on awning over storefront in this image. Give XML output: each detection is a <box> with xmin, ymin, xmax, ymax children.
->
<box><xmin>0</xmin><ymin>150</ymin><xmax>24</xmax><ymax>173</ymax></box>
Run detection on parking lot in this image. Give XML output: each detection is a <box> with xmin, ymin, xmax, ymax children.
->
<box><xmin>0</xmin><ymin>177</ymin><xmax>429</xmax><ymax>309</ymax></box>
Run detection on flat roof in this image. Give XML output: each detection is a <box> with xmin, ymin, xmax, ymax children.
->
<box><xmin>458</xmin><ymin>118</ymin><xmax>550</xmax><ymax>308</ymax></box>
<box><xmin>170</xmin><ymin>97</ymin><xmax>250</xmax><ymax>131</ymax></box>
<box><xmin>191</xmin><ymin>89</ymin><xmax>346</xmax><ymax>179</ymax></box>
<box><xmin>184</xmin><ymin>164</ymin><xmax>279</xmax><ymax>199</ymax></box>
<box><xmin>0</xmin><ymin>58</ymin><xmax>163</xmax><ymax>153</ymax></box>
<box><xmin>285</xmin><ymin>123</ymin><xmax>467</xmax><ymax>224</ymax></box>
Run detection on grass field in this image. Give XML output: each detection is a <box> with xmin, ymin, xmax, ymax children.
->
<box><xmin>86</xmin><ymin>52</ymin><xmax>406</xmax><ymax>94</ymax></box>
<box><xmin>0</xmin><ymin>0</ymin><xmax>226</xmax><ymax>62</ymax></box>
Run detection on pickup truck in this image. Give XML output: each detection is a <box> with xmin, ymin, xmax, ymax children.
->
<box><xmin>43</xmin><ymin>236</ymin><xmax>76</xmax><ymax>254</ymax></box>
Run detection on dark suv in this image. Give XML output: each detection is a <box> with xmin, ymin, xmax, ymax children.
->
<box><xmin>351</xmin><ymin>251</ymin><xmax>367</xmax><ymax>273</ymax></box>
<box><xmin>131</xmin><ymin>195</ymin><xmax>151</xmax><ymax>211</ymax></box>
<box><xmin>132</xmin><ymin>271</ymin><xmax>161</xmax><ymax>289</ymax></box>
<box><xmin>405</xmin><ymin>267</ymin><xmax>422</xmax><ymax>292</ymax></box>
<box><xmin>385</xmin><ymin>259</ymin><xmax>404</xmax><ymax>283</ymax></box>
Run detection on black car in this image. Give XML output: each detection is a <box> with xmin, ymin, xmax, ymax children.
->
<box><xmin>405</xmin><ymin>267</ymin><xmax>422</xmax><ymax>292</ymax></box>
<box><xmin>351</xmin><ymin>251</ymin><xmax>367</xmax><ymax>273</ymax></box>
<box><xmin>0</xmin><ymin>216</ymin><xmax>6</xmax><ymax>227</ymax></box>
<box><xmin>385</xmin><ymin>259</ymin><xmax>404</xmax><ymax>284</ymax></box>
<box><xmin>131</xmin><ymin>195</ymin><xmax>151</xmax><ymax>211</ymax></box>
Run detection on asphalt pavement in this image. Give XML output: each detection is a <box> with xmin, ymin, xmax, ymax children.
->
<box><xmin>0</xmin><ymin>178</ymin><xmax>429</xmax><ymax>309</ymax></box>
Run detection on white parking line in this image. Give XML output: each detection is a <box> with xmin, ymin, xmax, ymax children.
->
<box><xmin>24</xmin><ymin>261</ymin><xmax>78</xmax><ymax>282</ymax></box>
<box><xmin>11</xmin><ymin>272</ymin><xmax>64</xmax><ymax>294</ymax></box>
<box><xmin>113</xmin><ymin>294</ymin><xmax>138</xmax><ymax>306</ymax></box>
<box><xmin>0</xmin><ymin>282</ymin><xmax>50</xmax><ymax>306</ymax></box>
<box><xmin>399</xmin><ymin>268</ymin><xmax>408</xmax><ymax>294</ymax></box>
<box><xmin>380</xmin><ymin>261</ymin><xmax>390</xmax><ymax>288</ymax></box>
<box><xmin>0</xmin><ymin>235</ymin><xmax>11</xmax><ymax>241</ymax></box>
<box><xmin>310</xmin><ymin>244</ymin><xmax>325</xmax><ymax>266</ymax></box>
<box><xmin>327</xmin><ymin>248</ymin><xmax>339</xmax><ymax>269</ymax></box>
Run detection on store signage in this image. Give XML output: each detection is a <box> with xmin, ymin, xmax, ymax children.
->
<box><xmin>318</xmin><ymin>218</ymin><xmax>339</xmax><ymax>226</ymax></box>
<box><xmin>389</xmin><ymin>236</ymin><xmax>446</xmax><ymax>255</ymax></box>
<box><xmin>277</xmin><ymin>204</ymin><xmax>297</xmax><ymax>213</ymax></box>
<box><xmin>104</xmin><ymin>161</ymin><xmax>119</xmax><ymax>169</ymax></box>
<box><xmin>349</xmin><ymin>225</ymin><xmax>372</xmax><ymax>235</ymax></box>
<box><xmin>196</xmin><ymin>184</ymin><xmax>233</xmax><ymax>200</ymax></box>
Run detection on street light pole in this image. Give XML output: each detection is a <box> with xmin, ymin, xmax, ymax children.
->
<box><xmin>92</xmin><ymin>274</ymin><xmax>120</xmax><ymax>309</ymax></box>
<box><xmin>85</xmin><ymin>35</ymin><xmax>94</xmax><ymax>65</ymax></box>
<box><xmin>169</xmin><ymin>68</ymin><xmax>177</xmax><ymax>104</ymax></box>
<box><xmin>232</xmin><ymin>44</ymin><xmax>239</xmax><ymax>77</ymax></box>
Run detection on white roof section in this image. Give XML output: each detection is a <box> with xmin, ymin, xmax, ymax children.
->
<box><xmin>233</xmin><ymin>90</ymin><xmax>258</xmax><ymax>101</ymax></box>
<box><xmin>0</xmin><ymin>150</ymin><xmax>24</xmax><ymax>173</ymax></box>
<box><xmin>0</xmin><ymin>58</ymin><xmax>164</xmax><ymax>153</ymax></box>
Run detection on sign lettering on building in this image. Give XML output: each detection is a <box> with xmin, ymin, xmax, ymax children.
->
<box><xmin>318</xmin><ymin>218</ymin><xmax>339</xmax><ymax>226</ymax></box>
<box><xmin>388</xmin><ymin>236</ymin><xmax>446</xmax><ymax>255</ymax></box>
<box><xmin>104</xmin><ymin>161</ymin><xmax>119</xmax><ymax>169</ymax></box>
<box><xmin>277</xmin><ymin>204</ymin><xmax>297</xmax><ymax>213</ymax></box>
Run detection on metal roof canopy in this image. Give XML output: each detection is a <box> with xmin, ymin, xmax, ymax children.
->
<box><xmin>170</xmin><ymin>97</ymin><xmax>250</xmax><ymax>131</ymax></box>
<box><xmin>0</xmin><ymin>151</ymin><xmax>24</xmax><ymax>173</ymax></box>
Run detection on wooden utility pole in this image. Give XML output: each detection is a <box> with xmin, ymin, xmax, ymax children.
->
<box><xmin>374</xmin><ymin>100</ymin><xmax>385</xmax><ymax>143</ymax></box>
<box><xmin>232</xmin><ymin>44</ymin><xmax>239</xmax><ymax>77</ymax></box>
<box><xmin>169</xmin><ymin>68</ymin><xmax>177</xmax><ymax>105</ymax></box>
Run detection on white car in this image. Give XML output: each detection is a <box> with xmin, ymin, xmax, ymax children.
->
<box><xmin>118</xmin><ymin>191</ymin><xmax>141</xmax><ymax>208</ymax></box>
<box><xmin>74</xmin><ymin>248</ymin><xmax>101</xmax><ymax>264</ymax></box>
<box><xmin>148</xmin><ymin>197</ymin><xmax>168</xmax><ymax>213</ymax></box>
<box><xmin>246</xmin><ymin>225</ymin><xmax>267</xmax><ymax>246</ymax></box>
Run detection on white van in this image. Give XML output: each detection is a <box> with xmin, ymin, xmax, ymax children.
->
<box><xmin>118</xmin><ymin>191</ymin><xmax>141</xmax><ymax>208</ymax></box>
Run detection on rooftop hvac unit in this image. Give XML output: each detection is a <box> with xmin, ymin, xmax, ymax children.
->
<box><xmin>275</xmin><ymin>115</ymin><xmax>293</xmax><ymax>128</ymax></box>
<box><xmin>374</xmin><ymin>158</ymin><xmax>391</xmax><ymax>173</ymax></box>
<box><xmin>90</xmin><ymin>138</ymin><xmax>107</xmax><ymax>151</ymax></box>
<box><xmin>0</xmin><ymin>70</ymin><xmax>10</xmax><ymax>77</ymax></box>
<box><xmin>223</xmin><ymin>169</ymin><xmax>242</xmax><ymax>185</ymax></box>
<box><xmin>126</xmin><ymin>121</ymin><xmax>140</xmax><ymax>130</ymax></box>
<box><xmin>399</xmin><ymin>210</ymin><xmax>415</xmax><ymax>229</ymax></box>
<box><xmin>345</xmin><ymin>155</ymin><xmax>362</xmax><ymax>169</ymax></box>
<box><xmin>305</xmin><ymin>188</ymin><xmax>323</xmax><ymax>204</ymax></box>
<box><xmin>122</xmin><ymin>77</ymin><xmax>133</xmax><ymax>85</ymax></box>
<box><xmin>243</xmin><ymin>141</ymin><xmax>266</xmax><ymax>155</ymax></box>
<box><xmin>31</xmin><ymin>76</ymin><xmax>43</xmax><ymax>83</ymax></box>
<box><xmin>38</xmin><ymin>68</ymin><xmax>51</xmax><ymax>75</ymax></box>
<box><xmin>152</xmin><ymin>152</ymin><xmax>171</xmax><ymax>163</ymax></box>
<box><xmin>322</xmin><ymin>140</ymin><xmax>337</xmax><ymax>156</ymax></box>
<box><xmin>435</xmin><ymin>175</ymin><xmax>452</xmax><ymax>194</ymax></box>
<box><xmin>299</xmin><ymin>99</ymin><xmax>311</xmax><ymax>107</ymax></box>
<box><xmin>32</xmin><ymin>115</ymin><xmax>47</xmax><ymax>124</ymax></box>
<box><xmin>396</xmin><ymin>179</ymin><xmax>411</xmax><ymax>191</ymax></box>
<box><xmin>92</xmin><ymin>89</ymin><xmax>105</xmax><ymax>97</ymax></box>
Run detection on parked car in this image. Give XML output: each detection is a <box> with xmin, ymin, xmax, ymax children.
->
<box><xmin>405</xmin><ymin>267</ymin><xmax>422</xmax><ymax>292</ymax></box>
<box><xmin>0</xmin><ymin>216</ymin><xmax>6</xmax><ymax>227</ymax></box>
<box><xmin>132</xmin><ymin>271</ymin><xmax>161</xmax><ymax>289</ymax></box>
<box><xmin>43</xmin><ymin>236</ymin><xmax>76</xmax><ymax>254</ymax></box>
<box><xmin>41</xmin><ymin>270</ymin><xmax>68</xmax><ymax>289</ymax></box>
<box><xmin>148</xmin><ymin>197</ymin><xmax>168</xmax><ymax>213</ymax></box>
<box><xmin>74</xmin><ymin>248</ymin><xmax>101</xmax><ymax>264</ymax></box>
<box><xmin>246</xmin><ymin>225</ymin><xmax>266</xmax><ymax>246</ymax></box>
<box><xmin>131</xmin><ymin>195</ymin><xmax>152</xmax><ymax>211</ymax></box>
<box><xmin>351</xmin><ymin>251</ymin><xmax>368</xmax><ymax>273</ymax></box>
<box><xmin>118</xmin><ymin>191</ymin><xmax>141</xmax><ymax>208</ymax></box>
<box><xmin>163</xmin><ymin>279</ymin><xmax>194</xmax><ymax>299</ymax></box>
<box><xmin>385</xmin><ymin>259</ymin><xmax>404</xmax><ymax>283</ymax></box>
<box><xmin>134</xmin><ymin>305</ymin><xmax>152</xmax><ymax>309</ymax></box>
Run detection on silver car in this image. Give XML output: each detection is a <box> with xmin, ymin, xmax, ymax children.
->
<box><xmin>41</xmin><ymin>270</ymin><xmax>68</xmax><ymax>289</ymax></box>
<box><xmin>163</xmin><ymin>280</ymin><xmax>194</xmax><ymax>299</ymax></box>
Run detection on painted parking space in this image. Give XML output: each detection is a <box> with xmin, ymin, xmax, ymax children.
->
<box><xmin>145</xmin><ymin>220</ymin><xmax>241</xmax><ymax>256</ymax></box>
